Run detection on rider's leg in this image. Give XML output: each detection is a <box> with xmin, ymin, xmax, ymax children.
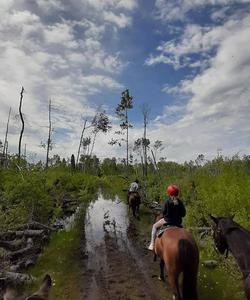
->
<box><xmin>148</xmin><ymin>218</ymin><xmax>166</xmax><ymax>250</ymax></box>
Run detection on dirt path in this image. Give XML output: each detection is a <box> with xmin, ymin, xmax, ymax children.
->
<box><xmin>80</xmin><ymin>194</ymin><xmax>171</xmax><ymax>300</ymax></box>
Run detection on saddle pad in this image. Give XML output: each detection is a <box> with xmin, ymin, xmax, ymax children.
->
<box><xmin>157</xmin><ymin>225</ymin><xmax>178</xmax><ymax>237</ymax></box>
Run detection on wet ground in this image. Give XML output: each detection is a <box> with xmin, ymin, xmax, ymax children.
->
<box><xmin>27</xmin><ymin>192</ymin><xmax>245</xmax><ymax>299</ymax></box>
<box><xmin>81</xmin><ymin>194</ymin><xmax>171</xmax><ymax>300</ymax></box>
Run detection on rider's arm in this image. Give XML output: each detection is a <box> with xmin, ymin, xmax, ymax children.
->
<box><xmin>178</xmin><ymin>200</ymin><xmax>186</xmax><ymax>217</ymax></box>
<box><xmin>162</xmin><ymin>199</ymin><xmax>169</xmax><ymax>217</ymax></box>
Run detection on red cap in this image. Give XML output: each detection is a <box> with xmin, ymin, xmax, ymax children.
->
<box><xmin>166</xmin><ymin>184</ymin><xmax>179</xmax><ymax>196</ymax></box>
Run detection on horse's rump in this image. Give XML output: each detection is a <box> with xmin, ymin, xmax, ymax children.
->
<box><xmin>155</xmin><ymin>227</ymin><xmax>199</xmax><ymax>300</ymax></box>
<box><xmin>128</xmin><ymin>192</ymin><xmax>140</xmax><ymax>217</ymax></box>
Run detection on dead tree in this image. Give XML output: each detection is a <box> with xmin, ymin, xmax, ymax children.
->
<box><xmin>141</xmin><ymin>104</ymin><xmax>150</xmax><ymax>177</ymax></box>
<box><xmin>46</xmin><ymin>100</ymin><xmax>52</xmax><ymax>169</ymax></box>
<box><xmin>76</xmin><ymin>119</ymin><xmax>87</xmax><ymax>164</ymax></box>
<box><xmin>18</xmin><ymin>87</ymin><xmax>25</xmax><ymax>160</ymax></box>
<box><xmin>3</xmin><ymin>107</ymin><xmax>11</xmax><ymax>163</ymax></box>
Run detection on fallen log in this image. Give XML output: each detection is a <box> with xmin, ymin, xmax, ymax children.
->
<box><xmin>189</xmin><ymin>226</ymin><xmax>212</xmax><ymax>233</ymax></box>
<box><xmin>0</xmin><ymin>232</ymin><xmax>16</xmax><ymax>241</ymax></box>
<box><xmin>0</xmin><ymin>271</ymin><xmax>35</xmax><ymax>285</ymax></box>
<box><xmin>0</xmin><ymin>239</ymin><xmax>25</xmax><ymax>251</ymax></box>
<box><xmin>7</xmin><ymin>245</ymin><xmax>41</xmax><ymax>262</ymax></box>
<box><xmin>9</xmin><ymin>254</ymin><xmax>38</xmax><ymax>272</ymax></box>
<box><xmin>0</xmin><ymin>230</ymin><xmax>45</xmax><ymax>241</ymax></box>
<box><xmin>14</xmin><ymin>221</ymin><xmax>54</xmax><ymax>232</ymax></box>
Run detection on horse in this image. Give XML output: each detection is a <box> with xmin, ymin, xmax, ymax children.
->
<box><xmin>210</xmin><ymin>215</ymin><xmax>250</xmax><ymax>300</ymax></box>
<box><xmin>153</xmin><ymin>213</ymin><xmax>199</xmax><ymax>300</ymax></box>
<box><xmin>3</xmin><ymin>274</ymin><xmax>51</xmax><ymax>300</ymax></box>
<box><xmin>128</xmin><ymin>192</ymin><xmax>140</xmax><ymax>218</ymax></box>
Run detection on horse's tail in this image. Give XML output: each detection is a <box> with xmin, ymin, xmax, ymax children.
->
<box><xmin>178</xmin><ymin>239</ymin><xmax>199</xmax><ymax>300</ymax></box>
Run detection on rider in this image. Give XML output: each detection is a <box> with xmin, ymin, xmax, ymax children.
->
<box><xmin>127</xmin><ymin>179</ymin><xmax>140</xmax><ymax>203</ymax></box>
<box><xmin>148</xmin><ymin>184</ymin><xmax>186</xmax><ymax>251</ymax></box>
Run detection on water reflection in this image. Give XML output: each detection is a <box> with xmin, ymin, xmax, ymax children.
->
<box><xmin>85</xmin><ymin>193</ymin><xmax>129</xmax><ymax>252</ymax></box>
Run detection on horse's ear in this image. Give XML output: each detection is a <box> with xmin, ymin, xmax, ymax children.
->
<box><xmin>209</xmin><ymin>214</ymin><xmax>218</xmax><ymax>224</ymax></box>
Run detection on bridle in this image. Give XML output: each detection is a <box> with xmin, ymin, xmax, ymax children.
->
<box><xmin>213</xmin><ymin>226</ymin><xmax>229</xmax><ymax>258</ymax></box>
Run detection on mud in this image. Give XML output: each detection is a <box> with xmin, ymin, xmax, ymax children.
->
<box><xmin>81</xmin><ymin>194</ymin><xmax>171</xmax><ymax>300</ymax></box>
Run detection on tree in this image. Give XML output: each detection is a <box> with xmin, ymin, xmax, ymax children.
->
<box><xmin>71</xmin><ymin>154</ymin><xmax>76</xmax><ymax>169</ymax></box>
<box><xmin>18</xmin><ymin>87</ymin><xmax>25</xmax><ymax>160</ymax></box>
<box><xmin>195</xmin><ymin>154</ymin><xmax>205</xmax><ymax>166</ymax></box>
<box><xmin>76</xmin><ymin>110</ymin><xmax>111</xmax><ymax>164</ymax></box>
<box><xmin>153</xmin><ymin>140</ymin><xmax>164</xmax><ymax>163</ymax></box>
<box><xmin>46</xmin><ymin>99</ymin><xmax>52</xmax><ymax>168</ymax></box>
<box><xmin>115</xmin><ymin>89</ymin><xmax>133</xmax><ymax>166</ymax></box>
<box><xmin>141</xmin><ymin>104</ymin><xmax>150</xmax><ymax>177</ymax></box>
<box><xmin>77</xmin><ymin>119</ymin><xmax>87</xmax><ymax>164</ymax></box>
<box><xmin>90</xmin><ymin>111</ymin><xmax>111</xmax><ymax>156</ymax></box>
<box><xmin>3</xmin><ymin>107</ymin><xmax>11</xmax><ymax>163</ymax></box>
<box><xmin>134</xmin><ymin>137</ymin><xmax>150</xmax><ymax>176</ymax></box>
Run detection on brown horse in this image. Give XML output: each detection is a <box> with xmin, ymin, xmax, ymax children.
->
<box><xmin>154</xmin><ymin>214</ymin><xmax>199</xmax><ymax>300</ymax></box>
<box><xmin>3</xmin><ymin>274</ymin><xmax>51</xmax><ymax>300</ymax></box>
<box><xmin>210</xmin><ymin>215</ymin><xmax>250</xmax><ymax>300</ymax></box>
<box><xmin>128</xmin><ymin>192</ymin><xmax>140</xmax><ymax>218</ymax></box>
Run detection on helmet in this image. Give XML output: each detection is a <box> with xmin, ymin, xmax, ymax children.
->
<box><xmin>166</xmin><ymin>184</ymin><xmax>179</xmax><ymax>196</ymax></box>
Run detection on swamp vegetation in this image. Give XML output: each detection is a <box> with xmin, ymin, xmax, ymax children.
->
<box><xmin>0</xmin><ymin>154</ymin><xmax>250</xmax><ymax>299</ymax></box>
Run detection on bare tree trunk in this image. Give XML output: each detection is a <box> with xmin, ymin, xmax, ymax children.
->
<box><xmin>76</xmin><ymin>119</ymin><xmax>87</xmax><ymax>164</ymax></box>
<box><xmin>140</xmin><ymin>154</ymin><xmax>144</xmax><ymax>176</ymax></box>
<box><xmin>151</xmin><ymin>149</ymin><xmax>158</xmax><ymax>171</ymax></box>
<box><xmin>90</xmin><ymin>131</ymin><xmax>97</xmax><ymax>156</ymax></box>
<box><xmin>3</xmin><ymin>107</ymin><xmax>11</xmax><ymax>159</ymax></box>
<box><xmin>143</xmin><ymin>121</ymin><xmax>147</xmax><ymax>177</ymax></box>
<box><xmin>5</xmin><ymin>141</ymin><xmax>8</xmax><ymax>167</ymax></box>
<box><xmin>126</xmin><ymin>108</ymin><xmax>129</xmax><ymax>166</ymax></box>
<box><xmin>142</xmin><ymin>104</ymin><xmax>150</xmax><ymax>177</ymax></box>
<box><xmin>18</xmin><ymin>87</ymin><xmax>25</xmax><ymax>160</ymax></box>
<box><xmin>45</xmin><ymin>100</ymin><xmax>52</xmax><ymax>169</ymax></box>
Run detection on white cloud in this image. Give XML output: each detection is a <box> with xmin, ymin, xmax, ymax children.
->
<box><xmin>148</xmin><ymin>14</ymin><xmax>250</xmax><ymax>161</ymax></box>
<box><xmin>155</xmin><ymin>0</ymin><xmax>250</xmax><ymax>22</ymax></box>
<box><xmin>103</xmin><ymin>11</ymin><xmax>132</xmax><ymax>28</ymax></box>
<box><xmin>0</xmin><ymin>0</ymin><xmax>133</xmax><ymax>160</ymax></box>
<box><xmin>146</xmin><ymin>18</ymin><xmax>248</xmax><ymax>69</ymax></box>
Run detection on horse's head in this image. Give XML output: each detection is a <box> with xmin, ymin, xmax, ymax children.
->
<box><xmin>3</xmin><ymin>274</ymin><xmax>51</xmax><ymax>300</ymax></box>
<box><xmin>210</xmin><ymin>215</ymin><xmax>236</xmax><ymax>255</ymax></box>
<box><xmin>210</xmin><ymin>215</ymin><xmax>228</xmax><ymax>254</ymax></box>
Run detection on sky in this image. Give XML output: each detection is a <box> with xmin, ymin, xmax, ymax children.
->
<box><xmin>0</xmin><ymin>0</ymin><xmax>250</xmax><ymax>163</ymax></box>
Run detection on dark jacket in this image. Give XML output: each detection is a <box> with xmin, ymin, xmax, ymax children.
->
<box><xmin>162</xmin><ymin>197</ymin><xmax>186</xmax><ymax>226</ymax></box>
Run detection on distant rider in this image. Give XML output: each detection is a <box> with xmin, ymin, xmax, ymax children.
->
<box><xmin>127</xmin><ymin>179</ymin><xmax>140</xmax><ymax>203</ymax></box>
<box><xmin>148</xmin><ymin>184</ymin><xmax>186</xmax><ymax>251</ymax></box>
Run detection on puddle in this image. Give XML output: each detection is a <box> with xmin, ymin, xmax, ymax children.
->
<box><xmin>85</xmin><ymin>194</ymin><xmax>128</xmax><ymax>247</ymax></box>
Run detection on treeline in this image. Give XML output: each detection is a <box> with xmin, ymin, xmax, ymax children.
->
<box><xmin>1</xmin><ymin>151</ymin><xmax>250</xmax><ymax>229</ymax></box>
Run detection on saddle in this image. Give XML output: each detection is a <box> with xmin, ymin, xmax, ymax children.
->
<box><xmin>156</xmin><ymin>224</ymin><xmax>182</xmax><ymax>237</ymax></box>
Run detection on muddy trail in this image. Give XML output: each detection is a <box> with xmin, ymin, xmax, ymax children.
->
<box><xmin>81</xmin><ymin>194</ymin><xmax>171</xmax><ymax>300</ymax></box>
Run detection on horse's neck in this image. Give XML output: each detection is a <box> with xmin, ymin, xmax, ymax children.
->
<box><xmin>226</xmin><ymin>228</ymin><xmax>250</xmax><ymax>275</ymax></box>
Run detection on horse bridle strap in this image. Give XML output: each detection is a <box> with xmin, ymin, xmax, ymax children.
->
<box><xmin>225</xmin><ymin>248</ymin><xmax>229</xmax><ymax>259</ymax></box>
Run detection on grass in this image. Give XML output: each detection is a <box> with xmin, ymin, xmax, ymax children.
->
<box><xmin>26</xmin><ymin>212</ymin><xmax>85</xmax><ymax>299</ymax></box>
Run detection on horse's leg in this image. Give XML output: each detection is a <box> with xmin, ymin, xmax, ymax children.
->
<box><xmin>132</xmin><ymin>203</ymin><xmax>136</xmax><ymax>217</ymax></box>
<box><xmin>244</xmin><ymin>276</ymin><xmax>250</xmax><ymax>300</ymax></box>
<box><xmin>167</xmin><ymin>270</ymin><xmax>181</xmax><ymax>300</ymax></box>
<box><xmin>159</xmin><ymin>259</ymin><xmax>165</xmax><ymax>281</ymax></box>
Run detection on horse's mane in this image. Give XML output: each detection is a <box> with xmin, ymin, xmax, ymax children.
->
<box><xmin>219</xmin><ymin>217</ymin><xmax>250</xmax><ymax>236</ymax></box>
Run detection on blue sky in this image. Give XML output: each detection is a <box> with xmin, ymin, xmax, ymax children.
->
<box><xmin>0</xmin><ymin>0</ymin><xmax>250</xmax><ymax>162</ymax></box>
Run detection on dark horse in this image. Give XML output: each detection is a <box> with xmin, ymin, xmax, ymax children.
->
<box><xmin>210</xmin><ymin>215</ymin><xmax>250</xmax><ymax>300</ymax></box>
<box><xmin>128</xmin><ymin>192</ymin><xmax>140</xmax><ymax>218</ymax></box>
<box><xmin>154</xmin><ymin>214</ymin><xmax>199</xmax><ymax>300</ymax></box>
<box><xmin>3</xmin><ymin>274</ymin><xmax>51</xmax><ymax>300</ymax></box>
